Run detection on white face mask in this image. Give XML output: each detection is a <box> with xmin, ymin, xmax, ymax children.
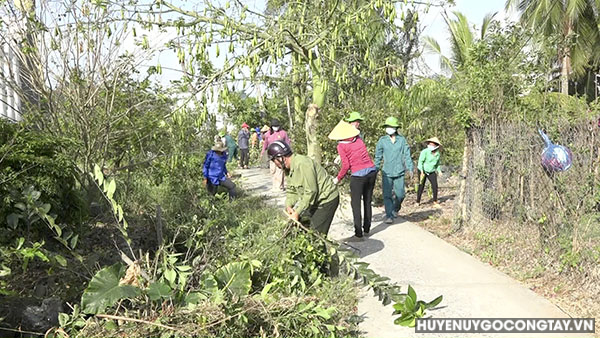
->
<box><xmin>272</xmin><ymin>126</ymin><xmax>280</xmax><ymax>131</ymax></box>
<box><xmin>385</xmin><ymin>127</ymin><xmax>397</xmax><ymax>135</ymax></box>
<box><xmin>428</xmin><ymin>144</ymin><xmax>438</xmax><ymax>150</ymax></box>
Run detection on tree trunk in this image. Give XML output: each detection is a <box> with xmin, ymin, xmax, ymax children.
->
<box><xmin>560</xmin><ymin>21</ymin><xmax>573</xmax><ymax>95</ymax></box>
<box><xmin>305</xmin><ymin>103</ymin><xmax>321</xmax><ymax>163</ymax></box>
<box><xmin>454</xmin><ymin>128</ymin><xmax>472</xmax><ymax>232</ymax></box>
<box><xmin>304</xmin><ymin>58</ymin><xmax>327</xmax><ymax>163</ymax></box>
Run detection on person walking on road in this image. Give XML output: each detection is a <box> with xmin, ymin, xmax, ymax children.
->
<box><xmin>203</xmin><ymin>141</ymin><xmax>236</xmax><ymax>200</ymax></box>
<box><xmin>220</xmin><ymin>129</ymin><xmax>238</xmax><ymax>163</ymax></box>
<box><xmin>250</xmin><ymin>128</ymin><xmax>258</xmax><ymax>149</ymax></box>
<box><xmin>261</xmin><ymin>119</ymin><xmax>291</xmax><ymax>191</ymax></box>
<box><xmin>374</xmin><ymin>116</ymin><xmax>414</xmax><ymax>224</ymax></box>
<box><xmin>417</xmin><ymin>137</ymin><xmax>442</xmax><ymax>207</ymax></box>
<box><xmin>329</xmin><ymin>120</ymin><xmax>377</xmax><ymax>238</ymax></box>
<box><xmin>238</xmin><ymin>123</ymin><xmax>251</xmax><ymax>169</ymax></box>
<box><xmin>267</xmin><ymin>140</ymin><xmax>339</xmax><ymax>235</ymax></box>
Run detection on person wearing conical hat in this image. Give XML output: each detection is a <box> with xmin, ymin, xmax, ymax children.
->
<box><xmin>329</xmin><ymin>120</ymin><xmax>377</xmax><ymax>239</ymax></box>
<box><xmin>417</xmin><ymin>137</ymin><xmax>442</xmax><ymax>207</ymax></box>
<box><xmin>374</xmin><ymin>116</ymin><xmax>414</xmax><ymax>224</ymax></box>
<box><xmin>345</xmin><ymin>111</ymin><xmax>365</xmax><ymax>140</ymax></box>
<box><xmin>203</xmin><ymin>141</ymin><xmax>236</xmax><ymax>200</ymax></box>
<box><xmin>250</xmin><ymin>128</ymin><xmax>258</xmax><ymax>148</ymax></box>
<box><xmin>238</xmin><ymin>123</ymin><xmax>251</xmax><ymax>169</ymax></box>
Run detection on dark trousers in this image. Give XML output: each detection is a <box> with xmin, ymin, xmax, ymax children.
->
<box><xmin>207</xmin><ymin>178</ymin><xmax>236</xmax><ymax>200</ymax></box>
<box><xmin>305</xmin><ymin>196</ymin><xmax>340</xmax><ymax>235</ymax></box>
<box><xmin>416</xmin><ymin>171</ymin><xmax>438</xmax><ymax>203</ymax></box>
<box><xmin>350</xmin><ymin>171</ymin><xmax>377</xmax><ymax>236</ymax></box>
<box><xmin>239</xmin><ymin>148</ymin><xmax>249</xmax><ymax>167</ymax></box>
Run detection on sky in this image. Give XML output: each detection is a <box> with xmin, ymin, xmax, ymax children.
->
<box><xmin>419</xmin><ymin>0</ymin><xmax>517</xmax><ymax>75</ymax></box>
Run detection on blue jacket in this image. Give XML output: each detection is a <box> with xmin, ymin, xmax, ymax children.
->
<box><xmin>203</xmin><ymin>150</ymin><xmax>228</xmax><ymax>185</ymax></box>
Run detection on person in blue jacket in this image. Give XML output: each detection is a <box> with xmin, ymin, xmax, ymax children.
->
<box><xmin>203</xmin><ymin>141</ymin><xmax>236</xmax><ymax>200</ymax></box>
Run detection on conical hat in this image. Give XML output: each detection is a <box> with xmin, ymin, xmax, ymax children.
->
<box><xmin>328</xmin><ymin>120</ymin><xmax>360</xmax><ymax>140</ymax></box>
<box><xmin>260</xmin><ymin>125</ymin><xmax>269</xmax><ymax>133</ymax></box>
<box><xmin>425</xmin><ymin>137</ymin><xmax>442</xmax><ymax>146</ymax></box>
<box><xmin>211</xmin><ymin>141</ymin><xmax>227</xmax><ymax>152</ymax></box>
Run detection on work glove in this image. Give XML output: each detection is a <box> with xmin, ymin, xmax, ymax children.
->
<box><xmin>332</xmin><ymin>177</ymin><xmax>339</xmax><ymax>185</ymax></box>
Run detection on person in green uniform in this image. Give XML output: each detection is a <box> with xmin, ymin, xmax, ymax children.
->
<box><xmin>417</xmin><ymin>137</ymin><xmax>442</xmax><ymax>207</ymax></box>
<box><xmin>267</xmin><ymin>140</ymin><xmax>340</xmax><ymax>235</ymax></box>
<box><xmin>374</xmin><ymin>116</ymin><xmax>414</xmax><ymax>224</ymax></box>
<box><xmin>220</xmin><ymin>129</ymin><xmax>238</xmax><ymax>163</ymax></box>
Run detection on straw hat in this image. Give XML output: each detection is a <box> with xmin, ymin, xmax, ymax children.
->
<box><xmin>382</xmin><ymin>116</ymin><xmax>400</xmax><ymax>127</ymax></box>
<box><xmin>345</xmin><ymin>111</ymin><xmax>364</xmax><ymax>122</ymax></box>
<box><xmin>425</xmin><ymin>137</ymin><xmax>442</xmax><ymax>146</ymax></box>
<box><xmin>328</xmin><ymin>120</ymin><xmax>360</xmax><ymax>140</ymax></box>
<box><xmin>260</xmin><ymin>125</ymin><xmax>269</xmax><ymax>133</ymax></box>
<box><xmin>211</xmin><ymin>141</ymin><xmax>227</xmax><ymax>152</ymax></box>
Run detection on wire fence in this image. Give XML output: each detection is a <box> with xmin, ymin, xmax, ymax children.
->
<box><xmin>454</xmin><ymin>119</ymin><xmax>600</xmax><ymax>270</ymax></box>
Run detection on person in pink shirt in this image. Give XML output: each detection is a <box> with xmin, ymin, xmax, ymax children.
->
<box><xmin>261</xmin><ymin>119</ymin><xmax>291</xmax><ymax>191</ymax></box>
<box><xmin>328</xmin><ymin>120</ymin><xmax>377</xmax><ymax>239</ymax></box>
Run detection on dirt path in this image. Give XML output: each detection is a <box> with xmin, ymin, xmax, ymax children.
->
<box><xmin>237</xmin><ymin>168</ymin><xmax>588</xmax><ymax>338</ymax></box>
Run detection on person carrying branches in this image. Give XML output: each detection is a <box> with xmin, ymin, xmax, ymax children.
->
<box><xmin>267</xmin><ymin>140</ymin><xmax>339</xmax><ymax>235</ymax></box>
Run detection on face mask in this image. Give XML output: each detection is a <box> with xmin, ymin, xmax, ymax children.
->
<box><xmin>385</xmin><ymin>127</ymin><xmax>396</xmax><ymax>135</ymax></box>
<box><xmin>428</xmin><ymin>145</ymin><xmax>438</xmax><ymax>151</ymax></box>
<box><xmin>272</xmin><ymin>126</ymin><xmax>280</xmax><ymax>131</ymax></box>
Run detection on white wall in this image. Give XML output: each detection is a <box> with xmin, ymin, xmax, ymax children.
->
<box><xmin>0</xmin><ymin>37</ymin><xmax>22</xmax><ymax>122</ymax></box>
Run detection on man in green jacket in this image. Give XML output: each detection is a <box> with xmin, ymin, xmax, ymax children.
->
<box><xmin>267</xmin><ymin>140</ymin><xmax>339</xmax><ymax>235</ymax></box>
<box><xmin>374</xmin><ymin>116</ymin><xmax>414</xmax><ymax>224</ymax></box>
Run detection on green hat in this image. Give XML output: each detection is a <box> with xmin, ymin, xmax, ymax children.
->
<box><xmin>382</xmin><ymin>116</ymin><xmax>400</xmax><ymax>128</ymax></box>
<box><xmin>345</xmin><ymin>111</ymin><xmax>364</xmax><ymax>122</ymax></box>
<box><xmin>218</xmin><ymin>130</ymin><xmax>226</xmax><ymax>137</ymax></box>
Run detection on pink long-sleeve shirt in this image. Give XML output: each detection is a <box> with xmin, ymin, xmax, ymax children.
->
<box><xmin>261</xmin><ymin>129</ymin><xmax>291</xmax><ymax>153</ymax></box>
<box><xmin>336</xmin><ymin>137</ymin><xmax>375</xmax><ymax>181</ymax></box>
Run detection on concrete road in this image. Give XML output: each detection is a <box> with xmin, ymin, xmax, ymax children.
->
<box><xmin>237</xmin><ymin>168</ymin><xmax>590</xmax><ymax>338</ymax></box>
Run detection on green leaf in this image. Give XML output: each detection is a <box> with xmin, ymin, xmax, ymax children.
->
<box><xmin>200</xmin><ymin>273</ymin><xmax>219</xmax><ymax>294</ymax></box>
<box><xmin>146</xmin><ymin>282</ymin><xmax>172</xmax><ymax>301</ymax></box>
<box><xmin>81</xmin><ymin>263</ymin><xmax>141</xmax><ymax>314</ymax></box>
<box><xmin>425</xmin><ymin>295</ymin><xmax>443</xmax><ymax>309</ymax></box>
<box><xmin>164</xmin><ymin>269</ymin><xmax>176</xmax><ymax>286</ymax></box>
<box><xmin>54</xmin><ymin>255</ymin><xmax>67</xmax><ymax>267</ymax></box>
<box><xmin>214</xmin><ymin>262</ymin><xmax>251</xmax><ymax>297</ymax></box>
<box><xmin>404</xmin><ymin>294</ymin><xmax>415</xmax><ymax>312</ymax></box>
<box><xmin>7</xmin><ymin>214</ymin><xmax>19</xmax><ymax>229</ymax></box>
<box><xmin>407</xmin><ymin>285</ymin><xmax>416</xmax><ymax>302</ymax></box>
<box><xmin>58</xmin><ymin>313</ymin><xmax>69</xmax><ymax>327</ymax></box>
<box><xmin>14</xmin><ymin>202</ymin><xmax>26</xmax><ymax>211</ymax></box>
<box><xmin>184</xmin><ymin>292</ymin><xmax>207</xmax><ymax>307</ymax></box>
<box><xmin>106</xmin><ymin>180</ymin><xmax>116</xmax><ymax>199</ymax></box>
<box><xmin>40</xmin><ymin>203</ymin><xmax>51</xmax><ymax>215</ymax></box>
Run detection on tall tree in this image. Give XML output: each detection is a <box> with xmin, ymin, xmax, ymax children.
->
<box><xmin>423</xmin><ymin>11</ymin><xmax>496</xmax><ymax>73</ymax></box>
<box><xmin>133</xmin><ymin>0</ymin><xmax>432</xmax><ymax>162</ymax></box>
<box><xmin>506</xmin><ymin>0</ymin><xmax>600</xmax><ymax>94</ymax></box>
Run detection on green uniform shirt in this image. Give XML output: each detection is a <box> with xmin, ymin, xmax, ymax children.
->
<box><xmin>374</xmin><ymin>134</ymin><xmax>414</xmax><ymax>177</ymax></box>
<box><xmin>286</xmin><ymin>154</ymin><xmax>339</xmax><ymax>216</ymax></box>
<box><xmin>417</xmin><ymin>148</ymin><xmax>441</xmax><ymax>174</ymax></box>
